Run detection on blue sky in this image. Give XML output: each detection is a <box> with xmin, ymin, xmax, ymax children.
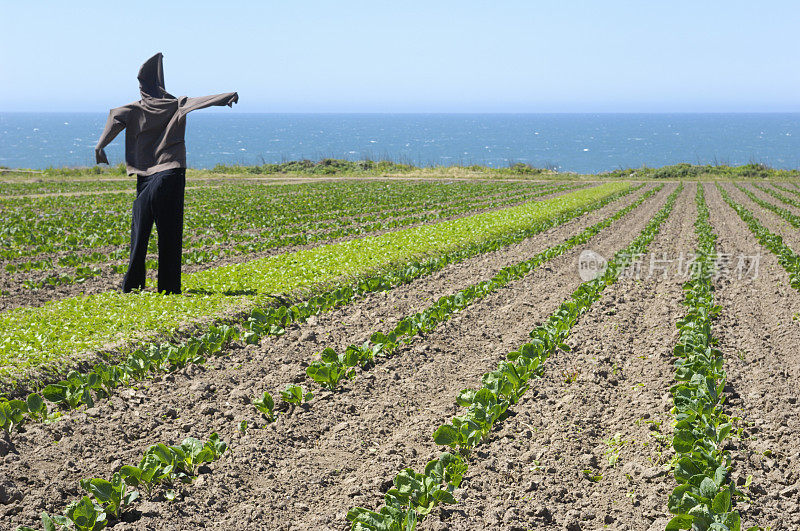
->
<box><xmin>1</xmin><ymin>0</ymin><xmax>798</xmax><ymax>112</ymax></box>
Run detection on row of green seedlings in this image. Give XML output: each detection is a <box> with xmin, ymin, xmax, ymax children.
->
<box><xmin>735</xmin><ymin>184</ymin><xmax>800</xmax><ymax>229</ymax></box>
<box><xmin>16</xmin><ymin>434</ymin><xmax>227</xmax><ymax>531</ymax></box>
<box><xmin>20</xmin><ymin>266</ymin><xmax>102</xmax><ymax>291</ymax></box>
<box><xmin>6</xmin><ymin>251</ymin><xmax>117</xmax><ymax>273</ymax></box>
<box><xmin>346</xmin><ymin>185</ymin><xmax>682</xmax><ymax>530</ymax></box>
<box><xmin>752</xmin><ymin>183</ymin><xmax>800</xmax><ymax>211</ymax></box>
<box><xmin>665</xmin><ymin>184</ymin><xmax>747</xmax><ymax>531</ymax></box>
<box><xmin>771</xmin><ymin>182</ymin><xmax>800</xmax><ymax>201</ymax></box>
<box><xmin>253</xmin><ymin>185</ymin><xmax>658</xmax><ymax>420</ymax></box>
<box><xmin>242</xmin><ymin>183</ymin><xmax>641</xmax><ymax>340</ymax></box>
<box><xmin>303</xmin><ymin>185</ymin><xmax>664</xmax><ymax>391</ymax></box>
<box><xmin>1</xmin><ymin>184</ymin><xmax>639</xmax><ymax>432</ymax></box>
<box><xmin>5</xmin><ymin>183</ymin><xmax>571</xmax><ymax>280</ymax></box>
<box><xmin>251</xmin><ymin>185</ymin><xmax>660</xmax><ymax>420</ymax></box>
<box><xmin>717</xmin><ymin>184</ymin><xmax>800</xmax><ymax>291</ymax></box>
<box><xmin>293</xmin><ymin>183</ymin><xmax>562</xmax><ymax>231</ymax></box>
<box><xmin>141</xmin><ymin>183</ymin><xmax>580</xmax><ymax>270</ymax></box>
<box><xmin>0</xmin><ymin>326</ymin><xmax>238</xmax><ymax>439</ymax></box>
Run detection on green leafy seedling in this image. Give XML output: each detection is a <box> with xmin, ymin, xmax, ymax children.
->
<box><xmin>80</xmin><ymin>472</ymin><xmax>138</xmax><ymax>519</ymax></box>
<box><xmin>253</xmin><ymin>391</ymin><xmax>276</xmax><ymax>422</ymax></box>
<box><xmin>26</xmin><ymin>393</ymin><xmax>47</xmax><ymax>421</ymax></box>
<box><xmin>583</xmin><ymin>469</ymin><xmax>603</xmax><ymax>482</ymax></box>
<box><xmin>280</xmin><ymin>384</ymin><xmax>313</xmax><ymax>409</ymax></box>
<box><xmin>0</xmin><ymin>399</ymin><xmax>27</xmax><ymax>438</ymax></box>
<box><xmin>16</xmin><ymin>512</ymin><xmax>63</xmax><ymax>531</ymax></box>
<box><xmin>179</xmin><ymin>437</ymin><xmax>216</xmax><ymax>475</ymax></box>
<box><xmin>64</xmin><ymin>496</ymin><xmax>106</xmax><ymax>531</ymax></box>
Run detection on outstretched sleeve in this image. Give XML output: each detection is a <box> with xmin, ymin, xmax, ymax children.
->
<box><xmin>179</xmin><ymin>92</ymin><xmax>239</xmax><ymax>114</ymax></box>
<box><xmin>95</xmin><ymin>106</ymin><xmax>130</xmax><ymax>164</ymax></box>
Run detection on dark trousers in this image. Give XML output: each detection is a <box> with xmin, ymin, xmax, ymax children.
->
<box><xmin>122</xmin><ymin>168</ymin><xmax>186</xmax><ymax>294</ymax></box>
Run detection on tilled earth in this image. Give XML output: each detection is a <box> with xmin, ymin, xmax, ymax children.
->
<box><xmin>1</xmin><ymin>183</ymin><xmax>663</xmax><ymax>529</ymax></box>
<box><xmin>422</xmin><ymin>183</ymin><xmax>695</xmax><ymax>531</ymax></box>
<box><xmin>706</xmin><ymin>183</ymin><xmax>800</xmax><ymax>529</ymax></box>
<box><xmin>3</xmin><ymin>181</ymin><xmax>799</xmax><ymax>531</ymax></box>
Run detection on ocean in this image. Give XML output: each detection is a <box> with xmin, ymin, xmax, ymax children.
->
<box><xmin>1</xmin><ymin>113</ymin><xmax>798</xmax><ymax>174</ymax></box>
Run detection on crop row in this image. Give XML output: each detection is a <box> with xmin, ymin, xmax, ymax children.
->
<box><xmin>2</xmin><ymin>184</ymin><xmax>630</xmax><ymax>384</ymax></box>
<box><xmin>15</xmin><ymin>433</ymin><xmax>227</xmax><ymax>531</ymax></box>
<box><xmin>0</xmin><ymin>325</ymin><xmax>238</xmax><ymax>433</ymax></box>
<box><xmin>753</xmin><ymin>183</ymin><xmax>800</xmax><ymax>211</ymax></box>
<box><xmin>4</xmin><ymin>182</ymin><xmax>575</xmax><ymax>291</ymax></box>
<box><xmin>184</xmin><ymin>183</ymin><xmax>629</xmax><ymax>296</ymax></box>
<box><xmin>1</xmin><ymin>184</ymin><xmax>636</xmax><ymax>411</ymax></box>
<box><xmin>735</xmin><ymin>184</ymin><xmax>800</xmax><ymax>229</ymax></box>
<box><xmin>346</xmin><ymin>185</ymin><xmax>682</xmax><ymax>530</ymax></box>
<box><xmin>770</xmin><ymin>182</ymin><xmax>800</xmax><ymax>202</ymax></box>
<box><xmin>2</xmin><ymin>183</ymin><xmax>642</xmax><ymax>467</ymax></box>
<box><xmin>717</xmin><ymin>185</ymin><xmax>800</xmax><ymax>291</ymax></box>
<box><xmin>0</xmin><ymin>178</ymin><xmax>136</xmax><ymax>196</ymax></box>
<box><xmin>665</xmin><ymin>184</ymin><xmax>744</xmax><ymax>531</ymax></box>
<box><xmin>1</xmin><ymin>180</ymin><xmax>554</xmax><ymax>261</ymax></box>
<box><xmin>304</xmin><ymin>185</ymin><xmax>663</xmax><ymax>391</ymax></box>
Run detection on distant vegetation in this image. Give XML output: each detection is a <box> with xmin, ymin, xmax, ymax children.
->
<box><xmin>630</xmin><ymin>162</ymin><xmax>800</xmax><ymax>180</ymax></box>
<box><xmin>2</xmin><ymin>159</ymin><xmax>798</xmax><ymax>180</ymax></box>
<box><xmin>207</xmin><ymin>158</ymin><xmax>548</xmax><ymax>176</ymax></box>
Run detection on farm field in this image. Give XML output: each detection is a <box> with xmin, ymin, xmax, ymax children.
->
<box><xmin>1</xmin><ymin>169</ymin><xmax>800</xmax><ymax>531</ymax></box>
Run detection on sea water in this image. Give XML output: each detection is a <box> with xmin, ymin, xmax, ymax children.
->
<box><xmin>1</xmin><ymin>113</ymin><xmax>798</xmax><ymax>173</ymax></box>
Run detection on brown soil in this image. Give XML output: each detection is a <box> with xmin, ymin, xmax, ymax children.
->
<box><xmin>704</xmin><ymin>183</ymin><xmax>800</xmax><ymax>529</ymax></box>
<box><xmin>1</xmin><ymin>183</ymin><xmax>668</xmax><ymax>529</ymax></box>
<box><xmin>726</xmin><ymin>183</ymin><xmax>800</xmax><ymax>252</ymax></box>
<box><xmin>422</xmin><ymin>183</ymin><xmax>694</xmax><ymax>531</ymax></box>
<box><xmin>759</xmin><ymin>183</ymin><xmax>800</xmax><ymax>217</ymax></box>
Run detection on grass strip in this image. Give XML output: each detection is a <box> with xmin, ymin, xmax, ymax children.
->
<box><xmin>664</xmin><ymin>184</ymin><xmax>745</xmax><ymax>531</ymax></box>
<box><xmin>0</xmin><ymin>183</ymin><xmax>629</xmax><ymax>390</ymax></box>
<box><xmin>346</xmin><ymin>184</ymin><xmax>682</xmax><ymax>530</ymax></box>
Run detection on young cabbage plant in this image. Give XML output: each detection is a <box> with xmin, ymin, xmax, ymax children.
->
<box><xmin>0</xmin><ymin>399</ymin><xmax>27</xmax><ymax>438</ymax></box>
<box><xmin>25</xmin><ymin>393</ymin><xmax>48</xmax><ymax>421</ymax></box>
<box><xmin>384</xmin><ymin>468</ymin><xmax>457</xmax><ymax>517</ymax></box>
<box><xmin>253</xmin><ymin>391</ymin><xmax>276</xmax><ymax>422</ymax></box>
<box><xmin>306</xmin><ymin>347</ymin><xmax>359</xmax><ymax>390</ymax></box>
<box><xmin>280</xmin><ymin>385</ymin><xmax>313</xmax><ymax>409</ymax></box>
<box><xmin>65</xmin><ymin>496</ymin><xmax>107</xmax><ymax>531</ymax></box>
<box><xmin>79</xmin><ymin>472</ymin><xmax>139</xmax><ymax>519</ymax></box>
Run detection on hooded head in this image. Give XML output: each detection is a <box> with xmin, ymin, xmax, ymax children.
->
<box><xmin>138</xmin><ymin>53</ymin><xmax>175</xmax><ymax>100</ymax></box>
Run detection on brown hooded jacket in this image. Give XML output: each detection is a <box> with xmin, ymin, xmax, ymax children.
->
<box><xmin>95</xmin><ymin>53</ymin><xmax>238</xmax><ymax>176</ymax></box>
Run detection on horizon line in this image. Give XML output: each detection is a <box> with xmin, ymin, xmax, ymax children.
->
<box><xmin>2</xmin><ymin>110</ymin><xmax>800</xmax><ymax>115</ymax></box>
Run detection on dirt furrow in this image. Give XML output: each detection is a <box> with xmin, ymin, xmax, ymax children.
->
<box><xmin>705</xmin><ymin>183</ymin><xmax>800</xmax><ymax>529</ymax></box>
<box><xmin>207</xmin><ymin>183</ymin><xmax>673</xmax><ymax>531</ymax></box>
<box><xmin>1</xmin><ymin>184</ymin><xmax>669</xmax><ymax>529</ymax></box>
<box><xmin>725</xmin><ymin>182</ymin><xmax>800</xmax><ymax>253</ymax></box>
<box><xmin>423</xmin><ymin>184</ymin><xmax>696</xmax><ymax>531</ymax></box>
<box><xmin>762</xmin><ymin>183</ymin><xmax>800</xmax><ymax>217</ymax></box>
